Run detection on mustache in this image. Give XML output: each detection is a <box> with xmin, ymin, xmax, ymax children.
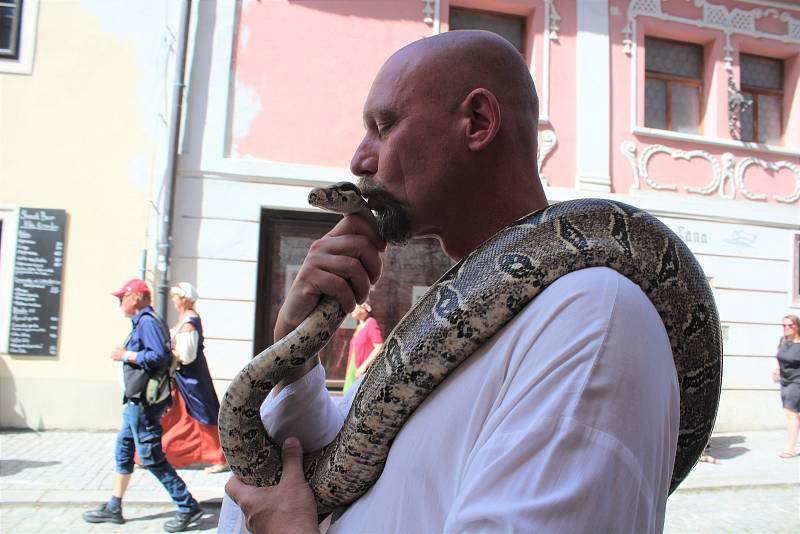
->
<box><xmin>356</xmin><ymin>177</ymin><xmax>403</xmax><ymax>210</ymax></box>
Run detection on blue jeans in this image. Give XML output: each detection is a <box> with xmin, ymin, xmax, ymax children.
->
<box><xmin>115</xmin><ymin>399</ymin><xmax>199</xmax><ymax>513</ymax></box>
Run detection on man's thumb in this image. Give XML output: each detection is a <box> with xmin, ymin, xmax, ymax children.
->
<box><xmin>280</xmin><ymin>437</ymin><xmax>304</xmax><ymax>482</ymax></box>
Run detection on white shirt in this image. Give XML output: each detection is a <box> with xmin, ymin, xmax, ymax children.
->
<box><xmin>219</xmin><ymin>267</ymin><xmax>679</xmax><ymax>534</ymax></box>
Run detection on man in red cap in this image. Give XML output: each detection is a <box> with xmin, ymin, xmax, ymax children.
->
<box><xmin>82</xmin><ymin>278</ymin><xmax>204</xmax><ymax>532</ymax></box>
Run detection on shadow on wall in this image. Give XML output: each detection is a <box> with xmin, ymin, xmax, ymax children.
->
<box><xmin>0</xmin><ymin>357</ymin><xmax>44</xmax><ymax>430</ymax></box>
<box><xmin>706</xmin><ymin>435</ymin><xmax>749</xmax><ymax>460</ymax></box>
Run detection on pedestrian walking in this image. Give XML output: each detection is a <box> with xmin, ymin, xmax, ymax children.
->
<box><xmin>159</xmin><ymin>282</ymin><xmax>228</xmax><ymax>473</ymax></box>
<box><xmin>342</xmin><ymin>301</ymin><xmax>383</xmax><ymax>394</ymax></box>
<box><xmin>772</xmin><ymin>314</ymin><xmax>800</xmax><ymax>458</ymax></box>
<box><xmin>81</xmin><ymin>278</ymin><xmax>204</xmax><ymax>532</ymax></box>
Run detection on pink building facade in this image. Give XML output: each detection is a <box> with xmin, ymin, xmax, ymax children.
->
<box><xmin>177</xmin><ymin>0</ymin><xmax>800</xmax><ymax>431</ymax></box>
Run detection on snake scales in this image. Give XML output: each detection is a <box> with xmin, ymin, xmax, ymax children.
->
<box><xmin>218</xmin><ymin>182</ymin><xmax>722</xmax><ymax>516</ymax></box>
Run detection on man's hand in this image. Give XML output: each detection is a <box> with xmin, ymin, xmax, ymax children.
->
<box><xmin>275</xmin><ymin>214</ymin><xmax>385</xmax><ymax>342</ymax></box>
<box><xmin>110</xmin><ymin>347</ymin><xmax>125</xmax><ymax>361</ymax></box>
<box><xmin>226</xmin><ymin>437</ymin><xmax>320</xmax><ymax>534</ymax></box>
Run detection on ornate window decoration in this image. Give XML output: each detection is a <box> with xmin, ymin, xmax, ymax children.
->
<box><xmin>621</xmin><ymin>142</ymin><xmax>800</xmax><ymax>203</ymax></box>
<box><xmin>726</xmin><ymin>62</ymin><xmax>752</xmax><ymax>139</ymax></box>
<box><xmin>622</xmin><ymin>0</ymin><xmax>800</xmax><ymax>133</ymax></box>
<box><xmin>537</xmin><ymin>130</ymin><xmax>557</xmax><ymax>186</ymax></box>
<box><xmin>422</xmin><ymin>1</ymin><xmax>436</xmax><ymax>26</ymax></box>
<box><xmin>544</xmin><ymin>0</ymin><xmax>560</xmax><ymax>41</ymax></box>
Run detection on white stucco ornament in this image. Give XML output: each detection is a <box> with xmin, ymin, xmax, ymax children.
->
<box><xmin>422</xmin><ymin>0</ymin><xmax>435</xmax><ymax>25</ymax></box>
<box><xmin>622</xmin><ymin>0</ymin><xmax>800</xmax><ymax>56</ymax></box>
<box><xmin>545</xmin><ymin>0</ymin><xmax>561</xmax><ymax>41</ymax></box>
<box><xmin>735</xmin><ymin>157</ymin><xmax>800</xmax><ymax>204</ymax></box>
<box><xmin>621</xmin><ymin>142</ymin><xmax>800</xmax><ymax>204</ymax></box>
<box><xmin>537</xmin><ymin>130</ymin><xmax>557</xmax><ymax>186</ymax></box>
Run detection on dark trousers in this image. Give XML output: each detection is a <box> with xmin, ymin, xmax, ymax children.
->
<box><xmin>115</xmin><ymin>399</ymin><xmax>199</xmax><ymax>513</ymax></box>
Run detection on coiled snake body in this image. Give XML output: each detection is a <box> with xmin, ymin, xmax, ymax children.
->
<box><xmin>219</xmin><ymin>182</ymin><xmax>722</xmax><ymax>516</ymax></box>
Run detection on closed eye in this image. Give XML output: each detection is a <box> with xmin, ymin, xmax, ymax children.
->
<box><xmin>364</xmin><ymin>108</ymin><xmax>399</xmax><ymax>139</ymax></box>
<box><xmin>376</xmin><ymin>121</ymin><xmax>394</xmax><ymax>138</ymax></box>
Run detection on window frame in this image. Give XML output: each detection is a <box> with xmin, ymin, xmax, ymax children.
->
<box><xmin>0</xmin><ymin>0</ymin><xmax>38</xmax><ymax>75</ymax></box>
<box><xmin>0</xmin><ymin>0</ymin><xmax>23</xmax><ymax>59</ymax></box>
<box><xmin>739</xmin><ymin>54</ymin><xmax>784</xmax><ymax>144</ymax></box>
<box><xmin>447</xmin><ymin>5</ymin><xmax>527</xmax><ymax>55</ymax></box>
<box><xmin>644</xmin><ymin>36</ymin><xmax>705</xmax><ymax>134</ymax></box>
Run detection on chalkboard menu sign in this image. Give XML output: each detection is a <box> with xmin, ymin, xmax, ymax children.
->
<box><xmin>8</xmin><ymin>208</ymin><xmax>66</xmax><ymax>356</ymax></box>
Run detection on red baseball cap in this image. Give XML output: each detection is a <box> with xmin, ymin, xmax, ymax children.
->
<box><xmin>111</xmin><ymin>278</ymin><xmax>150</xmax><ymax>297</ymax></box>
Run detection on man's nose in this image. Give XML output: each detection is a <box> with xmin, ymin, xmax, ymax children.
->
<box><xmin>350</xmin><ymin>137</ymin><xmax>378</xmax><ymax>177</ymax></box>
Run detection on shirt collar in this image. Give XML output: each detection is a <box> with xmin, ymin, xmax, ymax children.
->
<box><xmin>131</xmin><ymin>305</ymin><xmax>154</xmax><ymax>325</ymax></box>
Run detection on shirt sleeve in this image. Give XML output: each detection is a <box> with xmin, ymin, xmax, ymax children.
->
<box><xmin>260</xmin><ymin>362</ymin><xmax>349</xmax><ymax>449</ymax></box>
<box><xmin>218</xmin><ymin>364</ymin><xmax>357</xmax><ymax>534</ymax></box>
<box><xmin>174</xmin><ymin>331</ymin><xmax>199</xmax><ymax>365</ymax></box>
<box><xmin>365</xmin><ymin>318</ymin><xmax>383</xmax><ymax>345</ymax></box>
<box><xmin>135</xmin><ymin>315</ymin><xmax>170</xmax><ymax>374</ymax></box>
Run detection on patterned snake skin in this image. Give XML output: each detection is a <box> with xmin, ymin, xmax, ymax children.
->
<box><xmin>218</xmin><ymin>183</ymin><xmax>722</xmax><ymax>516</ymax></box>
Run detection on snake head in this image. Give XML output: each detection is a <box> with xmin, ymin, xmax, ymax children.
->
<box><xmin>309</xmin><ymin>182</ymin><xmax>368</xmax><ymax>215</ymax></box>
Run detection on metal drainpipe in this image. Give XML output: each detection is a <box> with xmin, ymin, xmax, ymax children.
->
<box><xmin>156</xmin><ymin>0</ymin><xmax>192</xmax><ymax>319</ymax></box>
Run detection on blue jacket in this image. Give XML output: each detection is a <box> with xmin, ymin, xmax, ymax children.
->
<box><xmin>122</xmin><ymin>306</ymin><xmax>170</xmax><ymax>401</ymax></box>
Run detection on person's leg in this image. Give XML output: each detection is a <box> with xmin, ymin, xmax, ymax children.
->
<box><xmin>784</xmin><ymin>408</ymin><xmax>799</xmax><ymax>456</ymax></box>
<box><xmin>83</xmin><ymin>404</ymin><xmax>136</xmax><ymax>524</ymax></box>
<box><xmin>113</xmin><ymin>472</ymin><xmax>131</xmax><ymax>498</ymax></box>
<box><xmin>136</xmin><ymin>400</ymin><xmax>200</xmax><ymax>513</ymax></box>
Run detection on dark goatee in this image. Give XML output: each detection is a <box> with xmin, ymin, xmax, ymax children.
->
<box><xmin>356</xmin><ymin>177</ymin><xmax>413</xmax><ymax>246</ymax></box>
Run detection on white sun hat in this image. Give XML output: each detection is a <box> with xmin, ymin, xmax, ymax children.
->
<box><xmin>169</xmin><ymin>282</ymin><xmax>199</xmax><ymax>302</ymax></box>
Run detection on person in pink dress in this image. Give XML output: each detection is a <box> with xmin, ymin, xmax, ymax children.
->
<box><xmin>342</xmin><ymin>302</ymin><xmax>383</xmax><ymax>393</ymax></box>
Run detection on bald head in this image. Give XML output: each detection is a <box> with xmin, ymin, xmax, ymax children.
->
<box><xmin>351</xmin><ymin>30</ymin><xmax>547</xmax><ymax>260</ymax></box>
<box><xmin>386</xmin><ymin>30</ymin><xmax>539</xmax><ymax>131</ymax></box>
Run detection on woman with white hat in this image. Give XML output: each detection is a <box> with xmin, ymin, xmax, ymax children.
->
<box><xmin>160</xmin><ymin>282</ymin><xmax>228</xmax><ymax>473</ymax></box>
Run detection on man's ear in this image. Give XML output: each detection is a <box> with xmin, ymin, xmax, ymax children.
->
<box><xmin>462</xmin><ymin>88</ymin><xmax>501</xmax><ymax>151</ymax></box>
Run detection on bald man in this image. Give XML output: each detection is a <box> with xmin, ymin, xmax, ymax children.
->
<box><xmin>220</xmin><ymin>31</ymin><xmax>678</xmax><ymax>534</ymax></box>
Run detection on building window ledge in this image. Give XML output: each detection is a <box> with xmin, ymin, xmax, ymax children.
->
<box><xmin>632</xmin><ymin>126</ymin><xmax>798</xmax><ymax>158</ymax></box>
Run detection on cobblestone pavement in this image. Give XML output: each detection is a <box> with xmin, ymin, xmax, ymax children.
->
<box><xmin>0</xmin><ymin>431</ymin><xmax>228</xmax><ymax>503</ymax></box>
<box><xmin>2</xmin><ymin>429</ymin><xmax>798</xmax><ymax>533</ymax></box>
<box><xmin>1</xmin><ymin>486</ymin><xmax>797</xmax><ymax>533</ymax></box>
<box><xmin>0</xmin><ymin>501</ymin><xmax>221</xmax><ymax>533</ymax></box>
<box><xmin>664</xmin><ymin>486</ymin><xmax>799</xmax><ymax>534</ymax></box>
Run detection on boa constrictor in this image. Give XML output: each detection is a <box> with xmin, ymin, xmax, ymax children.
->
<box><xmin>218</xmin><ymin>182</ymin><xmax>722</xmax><ymax>516</ymax></box>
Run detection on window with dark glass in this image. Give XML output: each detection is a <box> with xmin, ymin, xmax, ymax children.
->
<box><xmin>0</xmin><ymin>0</ymin><xmax>22</xmax><ymax>60</ymax></box>
<box><xmin>644</xmin><ymin>37</ymin><xmax>703</xmax><ymax>133</ymax></box>
<box><xmin>449</xmin><ymin>7</ymin><xmax>525</xmax><ymax>53</ymax></box>
<box><xmin>740</xmin><ymin>54</ymin><xmax>783</xmax><ymax>144</ymax></box>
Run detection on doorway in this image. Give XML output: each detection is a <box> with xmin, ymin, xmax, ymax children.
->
<box><xmin>254</xmin><ymin>208</ymin><xmax>453</xmax><ymax>390</ymax></box>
